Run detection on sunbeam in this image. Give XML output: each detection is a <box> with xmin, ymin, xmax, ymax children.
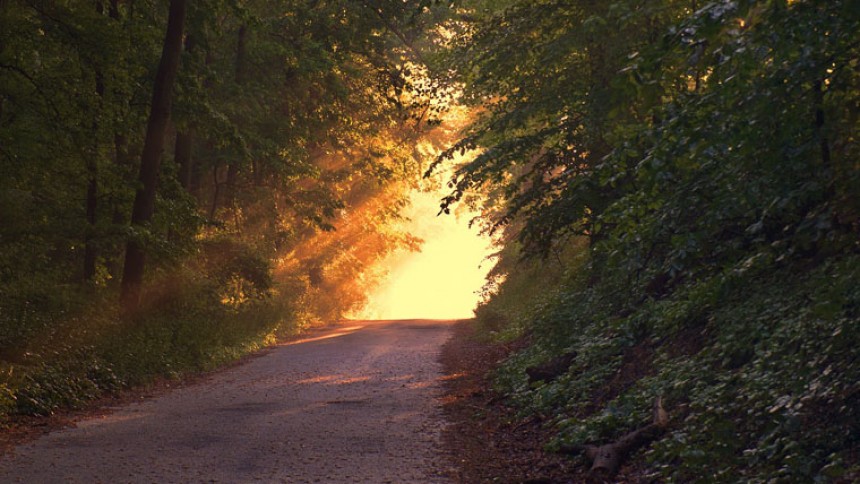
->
<box><xmin>351</xmin><ymin>189</ymin><xmax>494</xmax><ymax>320</ymax></box>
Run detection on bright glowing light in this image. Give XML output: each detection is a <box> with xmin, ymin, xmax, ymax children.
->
<box><xmin>352</xmin><ymin>190</ymin><xmax>495</xmax><ymax>320</ymax></box>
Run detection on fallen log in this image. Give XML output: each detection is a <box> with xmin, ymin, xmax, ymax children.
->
<box><xmin>562</xmin><ymin>397</ymin><xmax>669</xmax><ymax>478</ymax></box>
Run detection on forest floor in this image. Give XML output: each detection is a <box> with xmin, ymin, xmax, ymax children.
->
<box><xmin>439</xmin><ymin>320</ymin><xmax>653</xmax><ymax>483</ymax></box>
<box><xmin>439</xmin><ymin>320</ymin><xmax>580</xmax><ymax>483</ymax></box>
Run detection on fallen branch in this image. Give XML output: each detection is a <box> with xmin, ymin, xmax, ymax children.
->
<box><xmin>562</xmin><ymin>397</ymin><xmax>669</xmax><ymax>478</ymax></box>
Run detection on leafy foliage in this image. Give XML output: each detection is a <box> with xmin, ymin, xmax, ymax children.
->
<box><xmin>0</xmin><ymin>1</ymin><xmax>452</xmax><ymax>419</ymax></box>
<box><xmin>456</xmin><ymin>0</ymin><xmax>860</xmax><ymax>480</ymax></box>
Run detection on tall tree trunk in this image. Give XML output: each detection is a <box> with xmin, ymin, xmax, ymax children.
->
<box><xmin>225</xmin><ymin>24</ymin><xmax>248</xmax><ymax>208</ymax></box>
<box><xmin>252</xmin><ymin>158</ymin><xmax>263</xmax><ymax>187</ymax></box>
<box><xmin>105</xmin><ymin>0</ymin><xmax>139</xmax><ymax>281</ymax></box>
<box><xmin>175</xmin><ymin>33</ymin><xmax>196</xmax><ymax>191</ymax></box>
<box><xmin>105</xmin><ymin>0</ymin><xmax>134</xmax><ymax>280</ymax></box>
<box><xmin>194</xmin><ymin>49</ymin><xmax>216</xmax><ymax>196</ymax></box>
<box><xmin>85</xmin><ymin>2</ymin><xmax>108</xmax><ymax>282</ymax></box>
<box><xmin>120</xmin><ymin>0</ymin><xmax>187</xmax><ymax>312</ymax></box>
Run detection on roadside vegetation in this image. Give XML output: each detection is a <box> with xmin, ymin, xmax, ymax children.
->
<box><xmin>438</xmin><ymin>0</ymin><xmax>860</xmax><ymax>481</ymax></box>
<box><xmin>3</xmin><ymin>1</ymin><xmax>858</xmax><ymax>481</ymax></box>
<box><xmin>0</xmin><ymin>1</ymin><xmax>447</xmax><ymax>419</ymax></box>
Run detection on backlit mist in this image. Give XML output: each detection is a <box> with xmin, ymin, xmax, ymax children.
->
<box><xmin>353</xmin><ymin>189</ymin><xmax>494</xmax><ymax>320</ymax></box>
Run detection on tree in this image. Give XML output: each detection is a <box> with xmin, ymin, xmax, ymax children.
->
<box><xmin>1</xmin><ymin>0</ymin><xmax>451</xmax><ymax>320</ymax></box>
<box><xmin>428</xmin><ymin>0</ymin><xmax>686</xmax><ymax>255</ymax></box>
<box><xmin>120</xmin><ymin>0</ymin><xmax>188</xmax><ymax>312</ymax></box>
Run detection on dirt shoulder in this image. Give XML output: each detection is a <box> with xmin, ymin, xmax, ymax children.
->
<box><xmin>439</xmin><ymin>320</ymin><xmax>578</xmax><ymax>483</ymax></box>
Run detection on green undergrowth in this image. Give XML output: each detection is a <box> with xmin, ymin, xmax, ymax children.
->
<box><xmin>0</xmin><ymin>262</ymin><xmax>304</xmax><ymax>419</ymax></box>
<box><xmin>473</xmin><ymin>237</ymin><xmax>589</xmax><ymax>342</ymax></box>
<box><xmin>477</xmin><ymin>249</ymin><xmax>860</xmax><ymax>482</ymax></box>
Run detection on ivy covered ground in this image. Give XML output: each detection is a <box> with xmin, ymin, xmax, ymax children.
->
<box><xmin>468</xmin><ymin>250</ymin><xmax>859</xmax><ymax>482</ymax></box>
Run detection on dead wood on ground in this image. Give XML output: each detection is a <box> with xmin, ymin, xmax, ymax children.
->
<box><xmin>562</xmin><ymin>397</ymin><xmax>669</xmax><ymax>479</ymax></box>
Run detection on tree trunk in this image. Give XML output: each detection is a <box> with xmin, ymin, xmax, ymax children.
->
<box><xmin>85</xmin><ymin>4</ymin><xmax>107</xmax><ymax>282</ymax></box>
<box><xmin>224</xmin><ymin>24</ymin><xmax>248</xmax><ymax>208</ymax></box>
<box><xmin>194</xmin><ymin>50</ymin><xmax>216</xmax><ymax>196</ymax></box>
<box><xmin>84</xmin><ymin>119</ymin><xmax>100</xmax><ymax>281</ymax></box>
<box><xmin>105</xmin><ymin>0</ymin><xmax>132</xmax><ymax>280</ymax></box>
<box><xmin>175</xmin><ymin>33</ymin><xmax>196</xmax><ymax>191</ymax></box>
<box><xmin>120</xmin><ymin>0</ymin><xmax>187</xmax><ymax>312</ymax></box>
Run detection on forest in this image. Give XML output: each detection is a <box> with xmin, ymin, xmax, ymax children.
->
<box><xmin>1</xmin><ymin>0</ymin><xmax>858</xmax><ymax>481</ymax></box>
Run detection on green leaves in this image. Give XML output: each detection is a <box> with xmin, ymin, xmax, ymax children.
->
<box><xmin>459</xmin><ymin>0</ymin><xmax>860</xmax><ymax>480</ymax></box>
<box><xmin>0</xmin><ymin>0</ymin><xmax>460</xmax><ymax>417</ymax></box>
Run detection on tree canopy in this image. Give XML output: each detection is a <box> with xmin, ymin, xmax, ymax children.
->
<box><xmin>0</xmin><ymin>0</ymin><xmax>450</xmax><ymax>414</ymax></box>
<box><xmin>432</xmin><ymin>0</ymin><xmax>860</xmax><ymax>480</ymax></box>
<box><xmin>1</xmin><ymin>0</ymin><xmax>858</xmax><ymax>480</ymax></box>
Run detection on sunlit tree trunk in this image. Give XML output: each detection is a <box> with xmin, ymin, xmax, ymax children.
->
<box><xmin>120</xmin><ymin>0</ymin><xmax>188</xmax><ymax>312</ymax></box>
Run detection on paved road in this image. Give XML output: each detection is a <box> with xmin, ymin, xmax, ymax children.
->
<box><xmin>0</xmin><ymin>320</ymin><xmax>455</xmax><ymax>483</ymax></box>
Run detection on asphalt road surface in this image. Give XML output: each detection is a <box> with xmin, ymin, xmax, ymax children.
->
<box><xmin>0</xmin><ymin>320</ymin><xmax>456</xmax><ymax>483</ymax></box>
